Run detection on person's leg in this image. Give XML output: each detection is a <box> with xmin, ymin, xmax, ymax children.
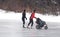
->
<box><xmin>23</xmin><ymin>19</ymin><xmax>25</xmax><ymax>25</ymax></box>
<box><xmin>27</xmin><ymin>19</ymin><xmax>32</xmax><ymax>28</ymax></box>
<box><xmin>31</xmin><ymin>19</ymin><xmax>33</xmax><ymax>29</ymax></box>
<box><xmin>22</xmin><ymin>18</ymin><xmax>25</xmax><ymax>28</ymax></box>
<box><xmin>23</xmin><ymin>20</ymin><xmax>25</xmax><ymax>28</ymax></box>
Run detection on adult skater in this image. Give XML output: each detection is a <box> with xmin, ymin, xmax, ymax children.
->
<box><xmin>22</xmin><ymin>10</ymin><xmax>27</xmax><ymax>28</ymax></box>
<box><xmin>27</xmin><ymin>10</ymin><xmax>36</xmax><ymax>29</ymax></box>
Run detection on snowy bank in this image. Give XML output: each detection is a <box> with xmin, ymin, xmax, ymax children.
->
<box><xmin>0</xmin><ymin>9</ymin><xmax>60</xmax><ymax>22</ymax></box>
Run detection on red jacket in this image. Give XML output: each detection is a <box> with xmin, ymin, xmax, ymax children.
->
<box><xmin>30</xmin><ymin>12</ymin><xmax>36</xmax><ymax>19</ymax></box>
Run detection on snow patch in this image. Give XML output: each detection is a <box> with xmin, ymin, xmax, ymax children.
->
<box><xmin>0</xmin><ymin>9</ymin><xmax>60</xmax><ymax>22</ymax></box>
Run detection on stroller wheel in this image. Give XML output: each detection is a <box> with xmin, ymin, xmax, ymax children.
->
<box><xmin>36</xmin><ymin>25</ymin><xmax>42</xmax><ymax>29</ymax></box>
<box><xmin>44</xmin><ymin>26</ymin><xmax>48</xmax><ymax>30</ymax></box>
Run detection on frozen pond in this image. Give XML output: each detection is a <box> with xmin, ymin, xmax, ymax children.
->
<box><xmin>0</xmin><ymin>20</ymin><xmax>60</xmax><ymax>37</ymax></box>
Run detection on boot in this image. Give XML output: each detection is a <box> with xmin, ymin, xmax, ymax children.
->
<box><xmin>23</xmin><ymin>25</ymin><xmax>25</xmax><ymax>28</ymax></box>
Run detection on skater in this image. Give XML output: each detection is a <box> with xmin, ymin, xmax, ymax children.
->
<box><xmin>27</xmin><ymin>10</ymin><xmax>36</xmax><ymax>29</ymax></box>
<box><xmin>22</xmin><ymin>10</ymin><xmax>27</xmax><ymax>28</ymax></box>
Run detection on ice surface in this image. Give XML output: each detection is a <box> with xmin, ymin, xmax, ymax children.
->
<box><xmin>0</xmin><ymin>20</ymin><xmax>60</xmax><ymax>37</ymax></box>
<box><xmin>0</xmin><ymin>9</ymin><xmax>60</xmax><ymax>37</ymax></box>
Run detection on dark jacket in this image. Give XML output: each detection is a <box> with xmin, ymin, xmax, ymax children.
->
<box><xmin>22</xmin><ymin>12</ymin><xmax>26</xmax><ymax>18</ymax></box>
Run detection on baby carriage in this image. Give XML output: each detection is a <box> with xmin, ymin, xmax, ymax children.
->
<box><xmin>36</xmin><ymin>18</ymin><xmax>48</xmax><ymax>30</ymax></box>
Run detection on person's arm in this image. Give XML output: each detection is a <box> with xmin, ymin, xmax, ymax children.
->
<box><xmin>25</xmin><ymin>16</ymin><xmax>27</xmax><ymax>20</ymax></box>
<box><xmin>34</xmin><ymin>16</ymin><xmax>36</xmax><ymax>18</ymax></box>
<box><xmin>25</xmin><ymin>13</ymin><xmax>27</xmax><ymax>20</ymax></box>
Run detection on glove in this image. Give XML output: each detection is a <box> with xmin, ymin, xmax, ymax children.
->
<box><xmin>35</xmin><ymin>17</ymin><xmax>37</xmax><ymax>19</ymax></box>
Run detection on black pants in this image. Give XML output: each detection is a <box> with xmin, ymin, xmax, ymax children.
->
<box><xmin>28</xmin><ymin>18</ymin><xmax>33</xmax><ymax>27</ymax></box>
<box><xmin>22</xmin><ymin>18</ymin><xmax>25</xmax><ymax>25</ymax></box>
